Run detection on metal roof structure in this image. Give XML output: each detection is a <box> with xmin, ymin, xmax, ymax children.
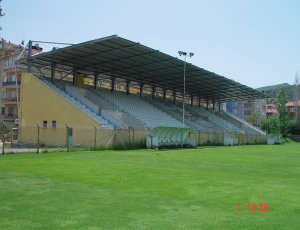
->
<box><xmin>22</xmin><ymin>35</ymin><xmax>264</xmax><ymax>102</ymax></box>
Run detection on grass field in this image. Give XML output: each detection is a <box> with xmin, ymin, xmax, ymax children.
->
<box><xmin>0</xmin><ymin>143</ymin><xmax>299</xmax><ymax>229</ymax></box>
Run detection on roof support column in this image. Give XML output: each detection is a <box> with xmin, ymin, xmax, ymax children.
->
<box><xmin>94</xmin><ymin>72</ymin><xmax>99</xmax><ymax>89</ymax></box>
<box><xmin>50</xmin><ymin>63</ymin><xmax>56</xmax><ymax>82</ymax></box>
<box><xmin>152</xmin><ymin>86</ymin><xmax>156</xmax><ymax>100</ymax></box>
<box><xmin>173</xmin><ymin>91</ymin><xmax>176</xmax><ymax>104</ymax></box>
<box><xmin>163</xmin><ymin>89</ymin><xmax>166</xmax><ymax>101</ymax></box>
<box><xmin>139</xmin><ymin>83</ymin><xmax>144</xmax><ymax>98</ymax></box>
<box><xmin>191</xmin><ymin>95</ymin><xmax>194</xmax><ymax>107</ymax></box>
<box><xmin>198</xmin><ymin>97</ymin><xmax>201</xmax><ymax>107</ymax></box>
<box><xmin>27</xmin><ymin>40</ymin><xmax>33</xmax><ymax>72</ymax></box>
<box><xmin>111</xmin><ymin>76</ymin><xmax>115</xmax><ymax>92</ymax></box>
<box><xmin>126</xmin><ymin>79</ymin><xmax>130</xmax><ymax>95</ymax></box>
<box><xmin>213</xmin><ymin>99</ymin><xmax>215</xmax><ymax>111</ymax></box>
<box><xmin>218</xmin><ymin>100</ymin><xmax>221</xmax><ymax>111</ymax></box>
<box><xmin>72</xmin><ymin>68</ymin><xmax>77</xmax><ymax>85</ymax></box>
<box><xmin>206</xmin><ymin>99</ymin><xmax>209</xmax><ymax>110</ymax></box>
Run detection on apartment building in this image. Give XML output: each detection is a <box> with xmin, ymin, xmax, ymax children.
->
<box><xmin>226</xmin><ymin>99</ymin><xmax>267</xmax><ymax>120</ymax></box>
<box><xmin>0</xmin><ymin>39</ymin><xmax>42</xmax><ymax>128</ymax></box>
<box><xmin>286</xmin><ymin>101</ymin><xmax>300</xmax><ymax>121</ymax></box>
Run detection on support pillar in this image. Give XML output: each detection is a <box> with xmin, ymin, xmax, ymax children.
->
<box><xmin>173</xmin><ymin>91</ymin><xmax>176</xmax><ymax>104</ymax></box>
<box><xmin>191</xmin><ymin>95</ymin><xmax>194</xmax><ymax>107</ymax></box>
<box><xmin>163</xmin><ymin>89</ymin><xmax>166</xmax><ymax>101</ymax></box>
<box><xmin>27</xmin><ymin>40</ymin><xmax>33</xmax><ymax>72</ymax></box>
<box><xmin>111</xmin><ymin>76</ymin><xmax>115</xmax><ymax>92</ymax></box>
<box><xmin>206</xmin><ymin>99</ymin><xmax>209</xmax><ymax>110</ymax></box>
<box><xmin>51</xmin><ymin>63</ymin><xmax>56</xmax><ymax>82</ymax></box>
<box><xmin>72</xmin><ymin>68</ymin><xmax>77</xmax><ymax>85</ymax></box>
<box><xmin>139</xmin><ymin>83</ymin><xmax>144</xmax><ymax>98</ymax></box>
<box><xmin>218</xmin><ymin>101</ymin><xmax>221</xmax><ymax>111</ymax></box>
<box><xmin>213</xmin><ymin>99</ymin><xmax>215</xmax><ymax>111</ymax></box>
<box><xmin>94</xmin><ymin>72</ymin><xmax>98</xmax><ymax>90</ymax></box>
<box><xmin>126</xmin><ymin>79</ymin><xmax>130</xmax><ymax>95</ymax></box>
<box><xmin>152</xmin><ymin>86</ymin><xmax>156</xmax><ymax>100</ymax></box>
<box><xmin>198</xmin><ymin>97</ymin><xmax>201</xmax><ymax>107</ymax></box>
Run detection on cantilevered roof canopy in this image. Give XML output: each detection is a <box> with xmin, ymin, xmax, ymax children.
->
<box><xmin>22</xmin><ymin>35</ymin><xmax>264</xmax><ymax>102</ymax></box>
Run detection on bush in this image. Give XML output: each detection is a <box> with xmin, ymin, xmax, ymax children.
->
<box><xmin>288</xmin><ymin>121</ymin><xmax>300</xmax><ymax>135</ymax></box>
<box><xmin>261</xmin><ymin>116</ymin><xmax>281</xmax><ymax>135</ymax></box>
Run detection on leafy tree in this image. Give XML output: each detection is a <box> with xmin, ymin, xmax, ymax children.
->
<box><xmin>294</xmin><ymin>72</ymin><xmax>299</xmax><ymax>122</ymax></box>
<box><xmin>288</xmin><ymin>120</ymin><xmax>300</xmax><ymax>135</ymax></box>
<box><xmin>276</xmin><ymin>87</ymin><xmax>289</xmax><ymax>138</ymax></box>
<box><xmin>246</xmin><ymin>111</ymin><xmax>262</xmax><ymax>126</ymax></box>
<box><xmin>261</xmin><ymin>116</ymin><xmax>280</xmax><ymax>135</ymax></box>
<box><xmin>0</xmin><ymin>0</ymin><xmax>4</xmax><ymax>31</ymax></box>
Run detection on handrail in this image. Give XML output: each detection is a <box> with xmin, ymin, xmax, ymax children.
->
<box><xmin>223</xmin><ymin>111</ymin><xmax>266</xmax><ymax>135</ymax></box>
<box><xmin>36</xmin><ymin>75</ymin><xmax>113</xmax><ymax>128</ymax></box>
<box><xmin>188</xmin><ymin>106</ymin><xmax>231</xmax><ymax>131</ymax></box>
<box><xmin>89</xmin><ymin>88</ymin><xmax>147</xmax><ymax>128</ymax></box>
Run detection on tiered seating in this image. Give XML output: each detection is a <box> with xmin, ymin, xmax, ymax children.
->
<box><xmin>221</xmin><ymin>111</ymin><xmax>265</xmax><ymax>135</ymax></box>
<box><xmin>189</xmin><ymin>106</ymin><xmax>243</xmax><ymax>132</ymax></box>
<box><xmin>36</xmin><ymin>77</ymin><xmax>260</xmax><ymax>134</ymax></box>
<box><xmin>94</xmin><ymin>90</ymin><xmax>184</xmax><ymax>128</ymax></box>
<box><xmin>39</xmin><ymin>78</ymin><xmax>113</xmax><ymax>128</ymax></box>
<box><xmin>167</xmin><ymin>102</ymin><xmax>214</xmax><ymax>130</ymax></box>
<box><xmin>147</xmin><ymin>99</ymin><xmax>214</xmax><ymax>132</ymax></box>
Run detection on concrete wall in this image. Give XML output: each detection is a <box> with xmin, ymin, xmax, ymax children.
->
<box><xmin>19</xmin><ymin>73</ymin><xmax>148</xmax><ymax>147</ymax></box>
<box><xmin>195</xmin><ymin>132</ymin><xmax>266</xmax><ymax>146</ymax></box>
<box><xmin>19</xmin><ymin>73</ymin><xmax>100</xmax><ymax>146</ymax></box>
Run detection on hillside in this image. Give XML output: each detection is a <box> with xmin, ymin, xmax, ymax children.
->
<box><xmin>256</xmin><ymin>83</ymin><xmax>299</xmax><ymax>101</ymax></box>
<box><xmin>256</xmin><ymin>83</ymin><xmax>290</xmax><ymax>92</ymax></box>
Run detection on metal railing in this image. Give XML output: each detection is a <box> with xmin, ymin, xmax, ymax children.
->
<box><xmin>2</xmin><ymin>81</ymin><xmax>21</xmax><ymax>86</ymax></box>
<box><xmin>37</xmin><ymin>76</ymin><xmax>114</xmax><ymax>129</ymax></box>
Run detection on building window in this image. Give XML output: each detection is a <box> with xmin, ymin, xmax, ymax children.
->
<box><xmin>8</xmin><ymin>107</ymin><xmax>15</xmax><ymax>117</ymax></box>
<box><xmin>52</xmin><ymin>120</ymin><xmax>56</xmax><ymax>128</ymax></box>
<box><xmin>43</xmin><ymin>120</ymin><xmax>47</xmax><ymax>128</ymax></box>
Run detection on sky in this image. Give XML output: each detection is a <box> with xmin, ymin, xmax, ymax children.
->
<box><xmin>0</xmin><ymin>0</ymin><xmax>299</xmax><ymax>88</ymax></box>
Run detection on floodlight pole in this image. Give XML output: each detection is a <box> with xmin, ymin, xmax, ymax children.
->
<box><xmin>178</xmin><ymin>51</ymin><xmax>194</xmax><ymax>128</ymax></box>
<box><xmin>183</xmin><ymin>55</ymin><xmax>187</xmax><ymax>127</ymax></box>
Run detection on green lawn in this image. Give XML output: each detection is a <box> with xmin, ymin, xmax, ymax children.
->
<box><xmin>0</xmin><ymin>144</ymin><xmax>299</xmax><ymax>229</ymax></box>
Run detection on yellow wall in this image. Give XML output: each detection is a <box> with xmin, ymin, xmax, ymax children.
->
<box><xmin>19</xmin><ymin>73</ymin><xmax>102</xmax><ymax>146</ymax></box>
<box><xmin>19</xmin><ymin>73</ymin><xmax>148</xmax><ymax>147</ymax></box>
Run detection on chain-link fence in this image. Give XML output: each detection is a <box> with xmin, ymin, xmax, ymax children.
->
<box><xmin>1</xmin><ymin>122</ymin><xmax>267</xmax><ymax>154</ymax></box>
<box><xmin>14</xmin><ymin>123</ymin><xmax>147</xmax><ymax>153</ymax></box>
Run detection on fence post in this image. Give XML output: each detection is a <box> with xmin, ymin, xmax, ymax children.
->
<box><xmin>1</xmin><ymin>122</ymin><xmax>5</xmax><ymax>155</ymax></box>
<box><xmin>10</xmin><ymin>129</ymin><xmax>13</xmax><ymax>148</ymax></box>
<box><xmin>94</xmin><ymin>125</ymin><xmax>97</xmax><ymax>150</ymax></box>
<box><xmin>66</xmin><ymin>124</ymin><xmax>69</xmax><ymax>152</ymax></box>
<box><xmin>128</xmin><ymin>128</ymin><xmax>130</xmax><ymax>145</ymax></box>
<box><xmin>113</xmin><ymin>128</ymin><xmax>116</xmax><ymax>147</ymax></box>
<box><xmin>37</xmin><ymin>122</ymin><xmax>40</xmax><ymax>153</ymax></box>
<box><xmin>133</xmin><ymin>128</ymin><xmax>135</xmax><ymax>144</ymax></box>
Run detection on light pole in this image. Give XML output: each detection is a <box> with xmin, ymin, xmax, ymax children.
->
<box><xmin>178</xmin><ymin>51</ymin><xmax>194</xmax><ymax>127</ymax></box>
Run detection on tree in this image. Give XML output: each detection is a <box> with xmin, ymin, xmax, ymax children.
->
<box><xmin>294</xmin><ymin>72</ymin><xmax>299</xmax><ymax>122</ymax></box>
<box><xmin>246</xmin><ymin>111</ymin><xmax>262</xmax><ymax>127</ymax></box>
<box><xmin>0</xmin><ymin>0</ymin><xmax>4</xmax><ymax>31</ymax></box>
<box><xmin>276</xmin><ymin>87</ymin><xmax>289</xmax><ymax>138</ymax></box>
<box><xmin>261</xmin><ymin>116</ymin><xmax>280</xmax><ymax>135</ymax></box>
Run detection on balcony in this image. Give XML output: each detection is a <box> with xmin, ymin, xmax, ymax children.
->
<box><xmin>2</xmin><ymin>63</ymin><xmax>26</xmax><ymax>71</ymax></box>
<box><xmin>3</xmin><ymin>97</ymin><xmax>18</xmax><ymax>103</ymax></box>
<box><xmin>3</xmin><ymin>63</ymin><xmax>16</xmax><ymax>70</ymax></box>
<box><xmin>2</xmin><ymin>81</ymin><xmax>21</xmax><ymax>86</ymax></box>
<box><xmin>3</xmin><ymin>114</ymin><xmax>18</xmax><ymax>121</ymax></box>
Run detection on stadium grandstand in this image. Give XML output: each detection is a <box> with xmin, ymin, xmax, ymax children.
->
<box><xmin>17</xmin><ymin>35</ymin><xmax>266</xmax><ymax>148</ymax></box>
